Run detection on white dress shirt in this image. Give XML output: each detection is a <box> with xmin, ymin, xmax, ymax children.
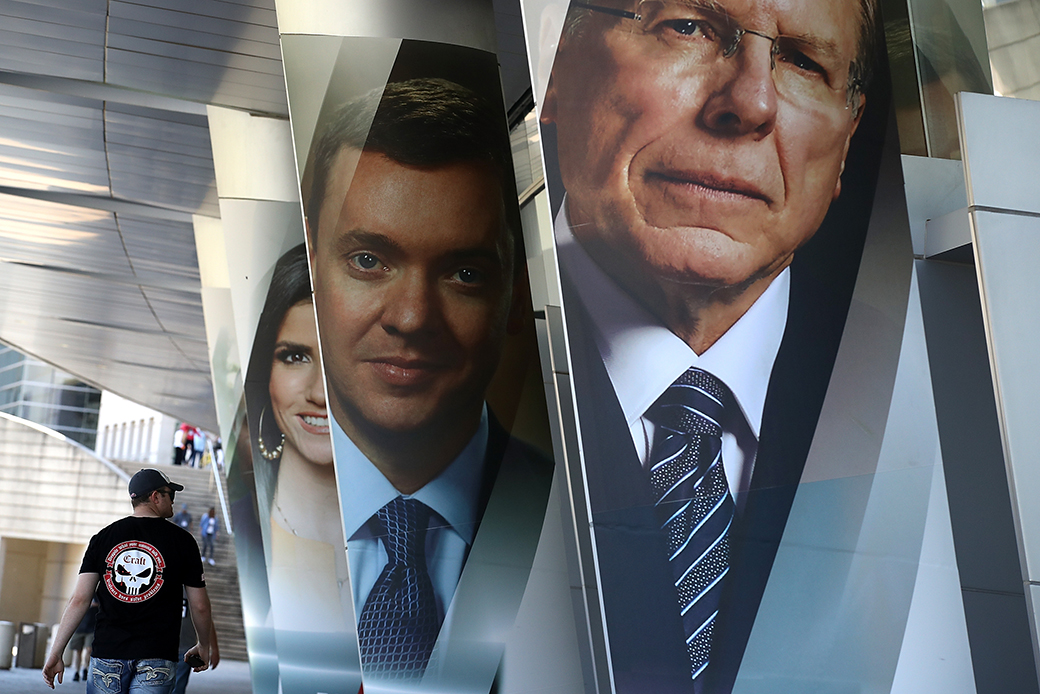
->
<box><xmin>333</xmin><ymin>409</ymin><xmax>489</xmax><ymax>620</ymax></box>
<box><xmin>555</xmin><ymin>205</ymin><xmax>790</xmax><ymax>501</ymax></box>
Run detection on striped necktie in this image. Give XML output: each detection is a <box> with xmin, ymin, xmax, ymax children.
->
<box><xmin>357</xmin><ymin>496</ymin><xmax>440</xmax><ymax>679</ymax></box>
<box><xmin>645</xmin><ymin>367</ymin><xmax>735</xmax><ymax>688</ymax></box>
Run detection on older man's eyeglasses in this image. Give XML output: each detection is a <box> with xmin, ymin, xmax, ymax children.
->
<box><xmin>156</xmin><ymin>488</ymin><xmax>175</xmax><ymax>502</ymax></box>
<box><xmin>572</xmin><ymin>0</ymin><xmax>862</xmax><ymax>111</ymax></box>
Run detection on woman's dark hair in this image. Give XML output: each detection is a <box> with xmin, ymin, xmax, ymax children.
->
<box><xmin>245</xmin><ymin>243</ymin><xmax>313</xmax><ymax>453</ymax></box>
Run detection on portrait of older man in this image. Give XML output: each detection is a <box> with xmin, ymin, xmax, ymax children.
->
<box><xmin>306</xmin><ymin>73</ymin><xmax>554</xmax><ymax>688</ymax></box>
<box><xmin>539</xmin><ymin>0</ymin><xmax>886</xmax><ymax>690</ymax></box>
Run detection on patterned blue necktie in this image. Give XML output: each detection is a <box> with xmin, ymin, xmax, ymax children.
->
<box><xmin>645</xmin><ymin>367</ymin><xmax>735</xmax><ymax>688</ymax></box>
<box><xmin>357</xmin><ymin>496</ymin><xmax>440</xmax><ymax>679</ymax></box>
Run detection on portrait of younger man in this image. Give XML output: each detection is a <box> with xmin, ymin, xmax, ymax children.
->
<box><xmin>539</xmin><ymin>0</ymin><xmax>887</xmax><ymax>690</ymax></box>
<box><xmin>305</xmin><ymin>72</ymin><xmax>553</xmax><ymax>687</ymax></box>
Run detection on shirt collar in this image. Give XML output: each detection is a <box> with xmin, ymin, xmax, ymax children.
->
<box><xmin>334</xmin><ymin>409</ymin><xmax>488</xmax><ymax>546</ymax></box>
<box><xmin>555</xmin><ymin>202</ymin><xmax>789</xmax><ymax>438</ymax></box>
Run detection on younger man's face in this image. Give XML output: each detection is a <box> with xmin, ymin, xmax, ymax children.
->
<box><xmin>310</xmin><ymin>148</ymin><xmax>516</xmax><ymax>441</ymax></box>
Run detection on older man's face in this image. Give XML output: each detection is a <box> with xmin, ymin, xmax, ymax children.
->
<box><xmin>543</xmin><ymin>0</ymin><xmax>864</xmax><ymax>295</ymax></box>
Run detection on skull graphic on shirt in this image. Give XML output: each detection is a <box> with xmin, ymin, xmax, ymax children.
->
<box><xmin>104</xmin><ymin>541</ymin><xmax>165</xmax><ymax>603</ymax></box>
<box><xmin>113</xmin><ymin>549</ymin><xmax>155</xmax><ymax>595</ymax></box>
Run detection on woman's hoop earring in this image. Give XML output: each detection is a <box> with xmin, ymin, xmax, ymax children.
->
<box><xmin>257</xmin><ymin>408</ymin><xmax>284</xmax><ymax>461</ymax></box>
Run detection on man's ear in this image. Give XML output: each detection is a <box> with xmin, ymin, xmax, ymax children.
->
<box><xmin>833</xmin><ymin>95</ymin><xmax>866</xmax><ymax>200</ymax></box>
<box><xmin>849</xmin><ymin>94</ymin><xmax>865</xmax><ymax>138</ymax></box>
<box><xmin>541</xmin><ymin>74</ymin><xmax>558</xmax><ymax>126</ymax></box>
<box><xmin>537</xmin><ymin>2</ymin><xmax>568</xmax><ymax>109</ymax></box>
<box><xmin>306</xmin><ymin>218</ymin><xmax>318</xmax><ymax>260</ymax></box>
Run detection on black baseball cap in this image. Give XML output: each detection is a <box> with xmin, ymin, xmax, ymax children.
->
<box><xmin>129</xmin><ymin>468</ymin><xmax>184</xmax><ymax>499</ymax></box>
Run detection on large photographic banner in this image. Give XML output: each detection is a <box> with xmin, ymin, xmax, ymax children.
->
<box><xmin>207</xmin><ymin>106</ymin><xmax>360</xmax><ymax>693</ymax></box>
<box><xmin>520</xmin><ymin>0</ymin><xmax>975</xmax><ymax>691</ymax></box>
<box><xmin>203</xmin><ymin>108</ymin><xmax>315</xmax><ymax>694</ymax></box>
<box><xmin>240</xmin><ymin>234</ymin><xmax>359</xmax><ymax>692</ymax></box>
<box><xmin>280</xmin><ymin>26</ymin><xmax>569</xmax><ymax>694</ymax></box>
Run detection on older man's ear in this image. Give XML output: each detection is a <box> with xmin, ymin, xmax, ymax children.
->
<box><xmin>832</xmin><ymin>94</ymin><xmax>866</xmax><ymax>201</ymax></box>
<box><xmin>540</xmin><ymin>74</ymin><xmax>558</xmax><ymax>126</ymax></box>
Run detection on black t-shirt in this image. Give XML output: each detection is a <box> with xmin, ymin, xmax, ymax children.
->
<box><xmin>80</xmin><ymin>516</ymin><xmax>206</xmax><ymax>661</ymax></box>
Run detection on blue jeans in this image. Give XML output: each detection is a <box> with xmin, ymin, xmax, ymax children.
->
<box><xmin>86</xmin><ymin>657</ymin><xmax>176</xmax><ymax>694</ymax></box>
<box><xmin>172</xmin><ymin>648</ymin><xmax>191</xmax><ymax>694</ymax></box>
<box><xmin>201</xmin><ymin>533</ymin><xmax>215</xmax><ymax>560</ymax></box>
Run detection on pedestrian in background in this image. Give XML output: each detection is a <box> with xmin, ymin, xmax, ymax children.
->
<box><xmin>200</xmin><ymin>507</ymin><xmax>218</xmax><ymax>566</ymax></box>
<box><xmin>173</xmin><ymin>504</ymin><xmax>192</xmax><ymax>532</ymax></box>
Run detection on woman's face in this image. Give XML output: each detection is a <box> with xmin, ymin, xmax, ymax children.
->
<box><xmin>269</xmin><ymin>300</ymin><xmax>333</xmax><ymax>466</ymax></box>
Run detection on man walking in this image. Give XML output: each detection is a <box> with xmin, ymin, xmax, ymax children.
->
<box><xmin>43</xmin><ymin>468</ymin><xmax>215</xmax><ymax>692</ymax></box>
<box><xmin>199</xmin><ymin>507</ymin><xmax>218</xmax><ymax>566</ymax></box>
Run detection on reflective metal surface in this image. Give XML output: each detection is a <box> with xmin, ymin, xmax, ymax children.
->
<box><xmin>0</xmin><ymin>0</ymin><xmax>291</xmax><ymax>429</ymax></box>
<box><xmin>0</xmin><ymin>0</ymin><xmax>533</xmax><ymax>430</ymax></box>
<box><xmin>961</xmin><ymin>91</ymin><xmax>1040</xmax><ymax>682</ymax></box>
<box><xmin>984</xmin><ymin>0</ymin><xmax>1040</xmax><ymax>101</ymax></box>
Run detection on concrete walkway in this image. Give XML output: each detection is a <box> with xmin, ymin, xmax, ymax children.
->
<box><xmin>0</xmin><ymin>659</ymin><xmax>254</xmax><ymax>694</ymax></box>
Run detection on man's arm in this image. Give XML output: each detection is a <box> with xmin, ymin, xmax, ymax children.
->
<box><xmin>43</xmin><ymin>573</ymin><xmax>100</xmax><ymax>689</ymax></box>
<box><xmin>184</xmin><ymin>585</ymin><xmax>214</xmax><ymax>672</ymax></box>
<box><xmin>207</xmin><ymin>622</ymin><xmax>220</xmax><ymax>670</ymax></box>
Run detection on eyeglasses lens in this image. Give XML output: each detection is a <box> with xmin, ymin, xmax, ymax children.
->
<box><xmin>618</xmin><ymin>0</ymin><xmax>852</xmax><ymax>109</ymax></box>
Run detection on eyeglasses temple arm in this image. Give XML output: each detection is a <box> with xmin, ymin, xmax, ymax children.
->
<box><xmin>571</xmin><ymin>2</ymin><xmax>642</xmax><ymax>20</ymax></box>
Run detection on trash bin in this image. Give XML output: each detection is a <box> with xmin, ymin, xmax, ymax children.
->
<box><xmin>15</xmin><ymin>622</ymin><xmax>50</xmax><ymax>669</ymax></box>
<box><xmin>0</xmin><ymin>621</ymin><xmax>14</xmax><ymax>669</ymax></box>
<box><xmin>15</xmin><ymin>622</ymin><xmax>37</xmax><ymax>668</ymax></box>
<box><xmin>33</xmin><ymin>623</ymin><xmax>51</xmax><ymax>668</ymax></box>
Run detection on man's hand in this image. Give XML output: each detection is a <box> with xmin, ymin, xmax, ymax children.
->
<box><xmin>185</xmin><ymin>585</ymin><xmax>214</xmax><ymax>672</ymax></box>
<box><xmin>42</xmin><ymin>654</ymin><xmax>64</xmax><ymax>689</ymax></box>
<box><xmin>208</xmin><ymin>623</ymin><xmax>220</xmax><ymax>670</ymax></box>
<box><xmin>43</xmin><ymin>572</ymin><xmax>99</xmax><ymax>689</ymax></box>
<box><xmin>184</xmin><ymin>643</ymin><xmax>210</xmax><ymax>673</ymax></box>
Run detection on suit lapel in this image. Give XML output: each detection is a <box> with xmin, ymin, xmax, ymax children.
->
<box><xmin>563</xmin><ymin>258</ymin><xmax>857</xmax><ymax>694</ymax></box>
<box><xmin>564</xmin><ymin>281</ymin><xmax>693</xmax><ymax>694</ymax></box>
<box><xmin>708</xmin><ymin>262</ymin><xmax>856</xmax><ymax>693</ymax></box>
<box><xmin>421</xmin><ymin>416</ymin><xmax>555</xmax><ymax>693</ymax></box>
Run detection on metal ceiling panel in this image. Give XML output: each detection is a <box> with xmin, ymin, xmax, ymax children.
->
<box><xmin>140</xmin><ymin>287</ymin><xmax>207</xmax><ymax>337</ymax></box>
<box><xmin>105</xmin><ymin>0</ymin><xmax>287</xmax><ymax>115</ymax></box>
<box><xmin>0</xmin><ymin>260</ymin><xmax>215</xmax><ymax>427</ymax></box>
<box><xmin>104</xmin><ymin>105</ymin><xmax>218</xmax><ymax>216</ymax></box>
<box><xmin>108</xmin><ymin>5</ymin><xmax>280</xmax><ymax>47</ymax></box>
<box><xmin>108</xmin><ymin>34</ymin><xmax>284</xmax><ymax>78</ymax></box>
<box><xmin>0</xmin><ymin>84</ymin><xmax>109</xmax><ymax>195</ymax></box>
<box><xmin>0</xmin><ymin>265</ymin><xmax>154</xmax><ymax>319</ymax></box>
<box><xmin>117</xmin><ymin>216</ymin><xmax>201</xmax><ymax>283</ymax></box>
<box><xmin>0</xmin><ymin>0</ymin><xmax>105</xmax><ymax>80</ymax></box>
<box><xmin>107</xmin><ymin>56</ymin><xmax>288</xmax><ymax>112</ymax></box>
<box><xmin>0</xmin><ymin>195</ymin><xmax>130</xmax><ymax>276</ymax></box>
<box><xmin>137</xmin><ymin>0</ymin><xmax>277</xmax><ymax>24</ymax></box>
<box><xmin>107</xmin><ymin>19</ymin><xmax>281</xmax><ymax>61</ymax></box>
<box><xmin>4</xmin><ymin>0</ymin><xmax>106</xmax><ymax>16</ymax></box>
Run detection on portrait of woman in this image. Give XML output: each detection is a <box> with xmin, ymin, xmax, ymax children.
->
<box><xmin>244</xmin><ymin>242</ymin><xmax>359</xmax><ymax>691</ymax></box>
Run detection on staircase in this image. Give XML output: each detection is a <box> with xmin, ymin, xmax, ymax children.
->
<box><xmin>110</xmin><ymin>460</ymin><xmax>249</xmax><ymax>662</ymax></box>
